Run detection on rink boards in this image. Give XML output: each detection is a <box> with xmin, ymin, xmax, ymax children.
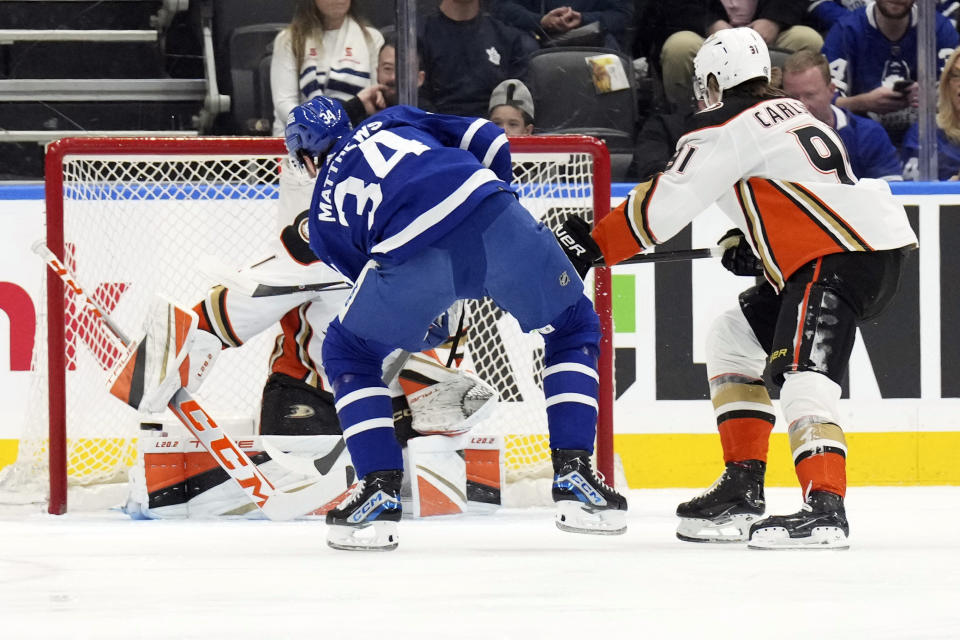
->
<box><xmin>0</xmin><ymin>182</ymin><xmax>958</xmax><ymax>487</ymax></box>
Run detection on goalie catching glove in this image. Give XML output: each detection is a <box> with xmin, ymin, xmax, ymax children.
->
<box><xmin>555</xmin><ymin>216</ymin><xmax>602</xmax><ymax>279</ymax></box>
<box><xmin>718</xmin><ymin>228</ymin><xmax>763</xmax><ymax>277</ymax></box>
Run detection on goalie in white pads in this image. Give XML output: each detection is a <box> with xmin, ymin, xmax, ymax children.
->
<box><xmin>111</xmin><ymin>221</ymin><xmax>497</xmax><ymax>521</ymax></box>
<box><xmin>558</xmin><ymin>28</ymin><xmax>916</xmax><ymax>550</ymax></box>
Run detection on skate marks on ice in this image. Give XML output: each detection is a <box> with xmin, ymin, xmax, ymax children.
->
<box><xmin>0</xmin><ymin>487</ymin><xmax>956</xmax><ymax>639</ymax></box>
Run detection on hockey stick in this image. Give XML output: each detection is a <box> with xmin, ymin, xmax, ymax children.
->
<box><xmin>595</xmin><ymin>246</ymin><xmax>722</xmax><ymax>267</ymax></box>
<box><xmin>197</xmin><ymin>255</ymin><xmax>352</xmax><ymax>298</ymax></box>
<box><xmin>33</xmin><ymin>241</ymin><xmax>347</xmax><ymax>521</ymax></box>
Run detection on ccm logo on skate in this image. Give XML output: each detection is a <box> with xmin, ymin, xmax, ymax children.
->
<box><xmin>347</xmin><ymin>491</ymin><xmax>398</xmax><ymax>523</ymax></box>
<box><xmin>563</xmin><ymin>472</ymin><xmax>607</xmax><ymax>506</ymax></box>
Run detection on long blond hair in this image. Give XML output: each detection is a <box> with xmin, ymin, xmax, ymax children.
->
<box><xmin>937</xmin><ymin>47</ymin><xmax>960</xmax><ymax>144</ymax></box>
<box><xmin>288</xmin><ymin>0</ymin><xmax>370</xmax><ymax>70</ymax></box>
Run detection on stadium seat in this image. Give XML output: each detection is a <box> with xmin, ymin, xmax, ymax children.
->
<box><xmin>228</xmin><ymin>23</ymin><xmax>285</xmax><ymax>134</ymax></box>
<box><xmin>523</xmin><ymin>47</ymin><xmax>638</xmax><ymax>179</ymax></box>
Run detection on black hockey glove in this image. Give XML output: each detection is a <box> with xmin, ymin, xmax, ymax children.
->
<box><xmin>555</xmin><ymin>216</ymin><xmax>602</xmax><ymax>279</ymax></box>
<box><xmin>718</xmin><ymin>228</ymin><xmax>763</xmax><ymax>277</ymax></box>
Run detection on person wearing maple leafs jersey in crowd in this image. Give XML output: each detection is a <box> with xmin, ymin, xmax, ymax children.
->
<box><xmin>557</xmin><ymin>28</ymin><xmax>916</xmax><ymax>549</ymax></box>
<box><xmin>822</xmin><ymin>0</ymin><xmax>958</xmax><ymax>147</ymax></box>
<box><xmin>419</xmin><ymin>0</ymin><xmax>538</xmax><ymax>118</ymax></box>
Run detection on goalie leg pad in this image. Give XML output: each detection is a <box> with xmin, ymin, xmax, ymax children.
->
<box><xmin>109</xmin><ymin>297</ymin><xmax>221</xmax><ymax>413</ymax></box>
<box><xmin>126</xmin><ymin>427</ymin><xmax>352</xmax><ymax>519</ymax></box>
<box><xmin>404</xmin><ymin>434</ymin><xmax>468</xmax><ymax>517</ymax></box>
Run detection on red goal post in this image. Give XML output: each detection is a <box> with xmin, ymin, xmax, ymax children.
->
<box><xmin>35</xmin><ymin>134</ymin><xmax>614</xmax><ymax>514</ymax></box>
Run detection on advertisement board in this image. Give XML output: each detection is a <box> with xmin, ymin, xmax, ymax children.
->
<box><xmin>2</xmin><ymin>183</ymin><xmax>957</xmax><ymax>486</ymax></box>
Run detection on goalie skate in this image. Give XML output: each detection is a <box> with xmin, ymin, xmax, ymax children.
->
<box><xmin>326</xmin><ymin>470</ymin><xmax>403</xmax><ymax>551</ymax></box>
<box><xmin>552</xmin><ymin>449</ymin><xmax>627</xmax><ymax>535</ymax></box>
<box><xmin>748</xmin><ymin>491</ymin><xmax>849</xmax><ymax>550</ymax></box>
<box><xmin>109</xmin><ymin>297</ymin><xmax>221</xmax><ymax>413</ymax></box>
<box><xmin>675</xmin><ymin>460</ymin><xmax>765</xmax><ymax>543</ymax></box>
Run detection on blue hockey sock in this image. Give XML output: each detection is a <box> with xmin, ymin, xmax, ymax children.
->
<box><xmin>543</xmin><ymin>346</ymin><xmax>599</xmax><ymax>452</ymax></box>
<box><xmin>332</xmin><ymin>373</ymin><xmax>402</xmax><ymax>479</ymax></box>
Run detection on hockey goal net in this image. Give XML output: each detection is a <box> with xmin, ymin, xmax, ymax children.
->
<box><xmin>1</xmin><ymin>135</ymin><xmax>613</xmax><ymax>513</ymax></box>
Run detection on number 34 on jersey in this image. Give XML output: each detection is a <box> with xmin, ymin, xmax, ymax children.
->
<box><xmin>315</xmin><ymin>122</ymin><xmax>429</xmax><ymax>227</ymax></box>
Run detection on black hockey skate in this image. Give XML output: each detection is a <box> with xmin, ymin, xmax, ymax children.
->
<box><xmin>552</xmin><ymin>449</ymin><xmax>627</xmax><ymax>535</ymax></box>
<box><xmin>748</xmin><ymin>490</ymin><xmax>849</xmax><ymax>550</ymax></box>
<box><xmin>326</xmin><ymin>469</ymin><xmax>403</xmax><ymax>551</ymax></box>
<box><xmin>676</xmin><ymin>460</ymin><xmax>766</xmax><ymax>543</ymax></box>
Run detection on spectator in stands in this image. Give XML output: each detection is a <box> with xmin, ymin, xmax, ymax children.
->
<box><xmin>822</xmin><ymin>0</ymin><xmax>959</xmax><ymax>146</ymax></box>
<box><xmin>631</xmin><ymin>0</ymin><xmax>709</xmax><ymax>113</ymax></box>
<box><xmin>808</xmin><ymin>0</ymin><xmax>958</xmax><ymax>35</ymax></box>
<box><xmin>488</xmin><ymin>79</ymin><xmax>535</xmax><ymax>135</ymax></box>
<box><xmin>902</xmin><ymin>47</ymin><xmax>960</xmax><ymax>180</ymax></box>
<box><xmin>782</xmin><ymin>50</ymin><xmax>901</xmax><ymax>181</ymax></box>
<box><xmin>420</xmin><ymin>0</ymin><xmax>538</xmax><ymax>117</ymax></box>
<box><xmin>342</xmin><ymin>32</ymin><xmax>431</xmax><ymax>125</ymax></box>
<box><xmin>653</xmin><ymin>0</ymin><xmax>823</xmax><ymax>112</ymax></box>
<box><xmin>267</xmin><ymin>0</ymin><xmax>383</xmax><ymax>406</ymax></box>
<box><xmin>491</xmin><ymin>0</ymin><xmax>632</xmax><ymax>50</ymax></box>
<box><xmin>270</xmin><ymin>0</ymin><xmax>384</xmax><ymax>135</ymax></box>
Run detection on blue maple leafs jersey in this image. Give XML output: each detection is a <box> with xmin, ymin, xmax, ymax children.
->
<box><xmin>823</xmin><ymin>4</ymin><xmax>958</xmax><ymax>99</ymax></box>
<box><xmin>306</xmin><ymin>105</ymin><xmax>514</xmax><ymax>281</ymax></box>
<box><xmin>900</xmin><ymin>122</ymin><xmax>960</xmax><ymax>181</ymax></box>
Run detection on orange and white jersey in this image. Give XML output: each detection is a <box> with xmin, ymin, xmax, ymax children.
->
<box><xmin>594</xmin><ymin>94</ymin><xmax>918</xmax><ymax>290</ymax></box>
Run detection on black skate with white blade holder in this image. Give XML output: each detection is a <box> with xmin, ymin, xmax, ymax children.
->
<box><xmin>552</xmin><ymin>449</ymin><xmax>627</xmax><ymax>535</ymax></box>
<box><xmin>748</xmin><ymin>490</ymin><xmax>849</xmax><ymax>550</ymax></box>
<box><xmin>675</xmin><ymin>460</ymin><xmax>766</xmax><ymax>542</ymax></box>
<box><xmin>326</xmin><ymin>469</ymin><xmax>403</xmax><ymax>551</ymax></box>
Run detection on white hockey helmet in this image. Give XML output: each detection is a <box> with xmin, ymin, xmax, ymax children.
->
<box><xmin>693</xmin><ymin>27</ymin><xmax>771</xmax><ymax>104</ymax></box>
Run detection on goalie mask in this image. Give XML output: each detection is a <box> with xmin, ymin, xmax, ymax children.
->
<box><xmin>693</xmin><ymin>27</ymin><xmax>771</xmax><ymax>105</ymax></box>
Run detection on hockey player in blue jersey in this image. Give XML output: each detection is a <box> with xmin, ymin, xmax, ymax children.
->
<box><xmin>284</xmin><ymin>96</ymin><xmax>627</xmax><ymax>551</ymax></box>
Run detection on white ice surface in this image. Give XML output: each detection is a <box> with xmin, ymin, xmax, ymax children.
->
<box><xmin>0</xmin><ymin>487</ymin><xmax>957</xmax><ymax>640</ymax></box>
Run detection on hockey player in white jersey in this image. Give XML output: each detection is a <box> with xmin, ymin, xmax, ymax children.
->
<box><xmin>284</xmin><ymin>96</ymin><xmax>627</xmax><ymax>550</ymax></box>
<box><xmin>558</xmin><ymin>27</ymin><xmax>916</xmax><ymax>549</ymax></box>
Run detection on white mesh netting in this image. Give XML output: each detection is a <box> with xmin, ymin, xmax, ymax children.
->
<box><xmin>0</xmin><ymin>138</ymin><xmax>605</xmax><ymax>510</ymax></box>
